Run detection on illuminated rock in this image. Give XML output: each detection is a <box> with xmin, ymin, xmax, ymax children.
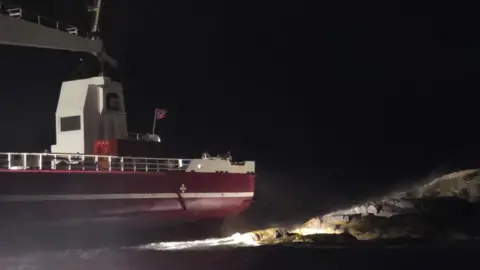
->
<box><xmin>246</xmin><ymin>169</ymin><xmax>480</xmax><ymax>245</ymax></box>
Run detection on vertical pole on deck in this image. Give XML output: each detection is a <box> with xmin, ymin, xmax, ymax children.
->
<box><xmin>22</xmin><ymin>153</ymin><xmax>27</xmax><ymax>170</ymax></box>
<box><xmin>151</xmin><ymin>109</ymin><xmax>157</xmax><ymax>134</ymax></box>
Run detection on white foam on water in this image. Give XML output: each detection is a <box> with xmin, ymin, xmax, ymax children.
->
<box><xmin>133</xmin><ymin>232</ymin><xmax>259</xmax><ymax>250</ymax></box>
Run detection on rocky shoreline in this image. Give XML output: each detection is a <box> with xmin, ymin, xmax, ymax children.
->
<box><xmin>245</xmin><ymin>169</ymin><xmax>480</xmax><ymax>244</ymax></box>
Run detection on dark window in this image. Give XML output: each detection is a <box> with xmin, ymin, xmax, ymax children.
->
<box><xmin>106</xmin><ymin>93</ymin><xmax>120</xmax><ymax>111</ymax></box>
<box><xmin>60</xmin><ymin>115</ymin><xmax>81</xmax><ymax>132</ymax></box>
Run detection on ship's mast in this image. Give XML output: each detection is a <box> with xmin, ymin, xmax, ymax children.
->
<box><xmin>90</xmin><ymin>0</ymin><xmax>102</xmax><ymax>35</ymax></box>
<box><xmin>88</xmin><ymin>0</ymin><xmax>112</xmax><ymax>75</ymax></box>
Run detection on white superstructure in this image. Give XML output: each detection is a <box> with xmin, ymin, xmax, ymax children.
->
<box><xmin>51</xmin><ymin>77</ymin><xmax>128</xmax><ymax>154</ymax></box>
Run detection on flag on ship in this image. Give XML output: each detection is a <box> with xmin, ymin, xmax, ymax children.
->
<box><xmin>155</xmin><ymin>108</ymin><xmax>167</xmax><ymax>120</ymax></box>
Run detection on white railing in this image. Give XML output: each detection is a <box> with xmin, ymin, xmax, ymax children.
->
<box><xmin>0</xmin><ymin>152</ymin><xmax>191</xmax><ymax>172</ymax></box>
<box><xmin>1</xmin><ymin>4</ymin><xmax>91</xmax><ymax>38</ymax></box>
<box><xmin>127</xmin><ymin>132</ymin><xmax>147</xmax><ymax>141</ymax></box>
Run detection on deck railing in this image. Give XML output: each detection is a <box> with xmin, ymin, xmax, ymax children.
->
<box><xmin>0</xmin><ymin>152</ymin><xmax>191</xmax><ymax>172</ymax></box>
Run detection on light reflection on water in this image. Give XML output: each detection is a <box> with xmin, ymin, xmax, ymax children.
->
<box><xmin>0</xmin><ymin>233</ymin><xmax>258</xmax><ymax>270</ymax></box>
<box><xmin>133</xmin><ymin>232</ymin><xmax>258</xmax><ymax>250</ymax></box>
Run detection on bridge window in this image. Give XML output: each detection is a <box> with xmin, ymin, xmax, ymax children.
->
<box><xmin>106</xmin><ymin>93</ymin><xmax>120</xmax><ymax>111</ymax></box>
<box><xmin>60</xmin><ymin>115</ymin><xmax>81</xmax><ymax>132</ymax></box>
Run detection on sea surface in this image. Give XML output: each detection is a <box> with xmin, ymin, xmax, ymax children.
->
<box><xmin>0</xmin><ymin>231</ymin><xmax>478</xmax><ymax>270</ymax></box>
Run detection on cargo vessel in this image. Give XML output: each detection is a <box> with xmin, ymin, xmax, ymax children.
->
<box><xmin>0</xmin><ymin>2</ymin><xmax>255</xmax><ymax>228</ymax></box>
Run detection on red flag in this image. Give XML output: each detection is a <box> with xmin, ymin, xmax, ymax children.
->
<box><xmin>155</xmin><ymin>108</ymin><xmax>167</xmax><ymax>120</ymax></box>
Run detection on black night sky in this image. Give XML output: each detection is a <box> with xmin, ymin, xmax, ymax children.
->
<box><xmin>1</xmin><ymin>0</ymin><xmax>480</xmax><ymax>225</ymax></box>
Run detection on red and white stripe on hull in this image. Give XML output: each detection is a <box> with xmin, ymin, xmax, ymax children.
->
<box><xmin>0</xmin><ymin>169</ymin><xmax>255</xmax><ymax>224</ymax></box>
<box><xmin>0</xmin><ymin>192</ymin><xmax>254</xmax><ymax>202</ymax></box>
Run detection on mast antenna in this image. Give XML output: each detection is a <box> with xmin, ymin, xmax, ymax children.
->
<box><xmin>87</xmin><ymin>0</ymin><xmax>118</xmax><ymax>75</ymax></box>
<box><xmin>89</xmin><ymin>0</ymin><xmax>102</xmax><ymax>38</ymax></box>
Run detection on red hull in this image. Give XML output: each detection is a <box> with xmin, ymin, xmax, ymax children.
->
<box><xmin>0</xmin><ymin>170</ymin><xmax>255</xmax><ymax>226</ymax></box>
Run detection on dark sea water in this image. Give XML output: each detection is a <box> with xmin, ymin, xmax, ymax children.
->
<box><xmin>0</xmin><ymin>243</ymin><xmax>478</xmax><ymax>270</ymax></box>
<box><xmin>0</xmin><ymin>222</ymin><xmax>479</xmax><ymax>270</ymax></box>
<box><xmin>0</xmin><ymin>214</ymin><xmax>478</xmax><ymax>270</ymax></box>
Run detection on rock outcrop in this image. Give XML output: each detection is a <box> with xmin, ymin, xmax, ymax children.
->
<box><xmin>246</xmin><ymin>169</ymin><xmax>480</xmax><ymax>244</ymax></box>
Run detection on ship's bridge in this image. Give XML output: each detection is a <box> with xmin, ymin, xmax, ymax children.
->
<box><xmin>51</xmin><ymin>77</ymin><xmax>128</xmax><ymax>155</ymax></box>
